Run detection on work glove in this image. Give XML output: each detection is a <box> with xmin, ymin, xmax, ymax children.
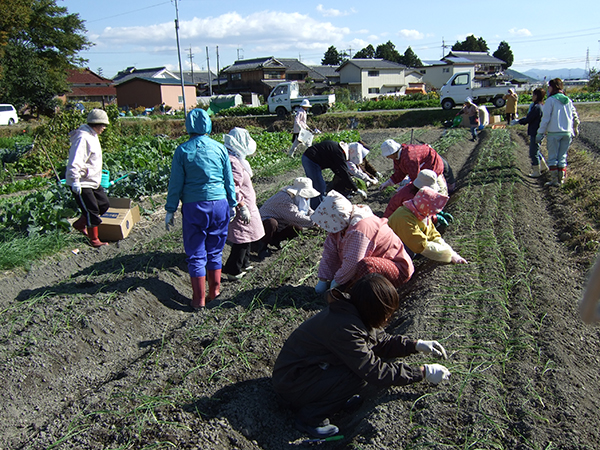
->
<box><xmin>435</xmin><ymin>214</ymin><xmax>449</xmax><ymax>228</ymax></box>
<box><xmin>424</xmin><ymin>364</ymin><xmax>451</xmax><ymax>385</ymax></box>
<box><xmin>510</xmin><ymin>119</ymin><xmax>519</xmax><ymax>126</ymax></box>
<box><xmin>438</xmin><ymin>211</ymin><xmax>454</xmax><ymax>224</ymax></box>
<box><xmin>315</xmin><ymin>280</ymin><xmax>329</xmax><ymax>294</ymax></box>
<box><xmin>356</xmin><ymin>189</ymin><xmax>367</xmax><ymax>200</ymax></box>
<box><xmin>451</xmin><ymin>251</ymin><xmax>468</xmax><ymax>264</ymax></box>
<box><xmin>229</xmin><ymin>207</ymin><xmax>237</xmax><ymax>223</ymax></box>
<box><xmin>535</xmin><ymin>134</ymin><xmax>544</xmax><ymax>143</ymax></box>
<box><xmin>238</xmin><ymin>205</ymin><xmax>251</xmax><ymax>224</ymax></box>
<box><xmin>165</xmin><ymin>212</ymin><xmax>175</xmax><ymax>231</ymax></box>
<box><xmin>330</xmin><ymin>279</ymin><xmax>340</xmax><ymax>290</ymax></box>
<box><xmin>416</xmin><ymin>340</ymin><xmax>448</xmax><ymax>359</ymax></box>
<box><xmin>379</xmin><ymin>178</ymin><xmax>394</xmax><ymax>191</ymax></box>
<box><xmin>71</xmin><ymin>181</ymin><xmax>81</xmax><ymax>195</ymax></box>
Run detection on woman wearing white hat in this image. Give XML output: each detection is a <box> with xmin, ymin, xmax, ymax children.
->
<box><xmin>256</xmin><ymin>177</ymin><xmax>320</xmax><ymax>257</ymax></box>
<box><xmin>311</xmin><ymin>190</ymin><xmax>414</xmax><ymax>294</ymax></box>
<box><xmin>288</xmin><ymin>99</ymin><xmax>313</xmax><ymax>157</ymax></box>
<box><xmin>222</xmin><ymin>128</ymin><xmax>265</xmax><ymax>281</ymax></box>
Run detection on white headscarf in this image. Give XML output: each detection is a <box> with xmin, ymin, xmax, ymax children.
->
<box><xmin>348</xmin><ymin>142</ymin><xmax>369</xmax><ymax>165</ymax></box>
<box><xmin>311</xmin><ymin>190</ymin><xmax>373</xmax><ymax>233</ymax></box>
<box><xmin>223</xmin><ymin>127</ymin><xmax>256</xmax><ymax>177</ymax></box>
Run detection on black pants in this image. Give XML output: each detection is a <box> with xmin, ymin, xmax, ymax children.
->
<box><xmin>223</xmin><ymin>242</ymin><xmax>251</xmax><ymax>275</ymax></box>
<box><xmin>260</xmin><ymin>218</ymin><xmax>303</xmax><ymax>247</ymax></box>
<box><xmin>72</xmin><ymin>187</ymin><xmax>110</xmax><ymax>227</ymax></box>
<box><xmin>440</xmin><ymin>156</ymin><xmax>456</xmax><ymax>193</ymax></box>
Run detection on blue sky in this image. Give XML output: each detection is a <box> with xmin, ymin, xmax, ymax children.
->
<box><xmin>60</xmin><ymin>0</ymin><xmax>600</xmax><ymax>79</ymax></box>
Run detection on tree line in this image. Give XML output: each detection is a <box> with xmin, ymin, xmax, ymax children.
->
<box><xmin>322</xmin><ymin>35</ymin><xmax>515</xmax><ymax>70</ymax></box>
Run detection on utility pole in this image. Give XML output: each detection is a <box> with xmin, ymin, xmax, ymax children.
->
<box><xmin>189</xmin><ymin>46</ymin><xmax>195</xmax><ymax>84</ymax></box>
<box><xmin>441</xmin><ymin>38</ymin><xmax>450</xmax><ymax>58</ymax></box>
<box><xmin>206</xmin><ymin>46</ymin><xmax>213</xmax><ymax>96</ymax></box>
<box><xmin>216</xmin><ymin>45</ymin><xmax>220</xmax><ymax>91</ymax></box>
<box><xmin>585</xmin><ymin>47</ymin><xmax>591</xmax><ymax>78</ymax></box>
<box><xmin>173</xmin><ymin>0</ymin><xmax>186</xmax><ymax>112</ymax></box>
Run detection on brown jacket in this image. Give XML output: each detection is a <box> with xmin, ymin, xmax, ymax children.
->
<box><xmin>272</xmin><ymin>300</ymin><xmax>423</xmax><ymax>403</ymax></box>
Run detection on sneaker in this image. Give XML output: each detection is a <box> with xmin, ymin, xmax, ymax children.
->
<box><xmin>224</xmin><ymin>271</ymin><xmax>246</xmax><ymax>281</ymax></box>
<box><xmin>343</xmin><ymin>394</ymin><xmax>363</xmax><ymax>412</ymax></box>
<box><xmin>243</xmin><ymin>265</ymin><xmax>254</xmax><ymax>271</ymax></box>
<box><xmin>294</xmin><ymin>418</ymin><xmax>339</xmax><ymax>439</ymax></box>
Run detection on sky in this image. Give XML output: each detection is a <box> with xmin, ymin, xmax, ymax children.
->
<box><xmin>60</xmin><ymin>0</ymin><xmax>600</xmax><ymax>79</ymax></box>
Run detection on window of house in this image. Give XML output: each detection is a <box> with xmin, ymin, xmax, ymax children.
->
<box><xmin>230</xmin><ymin>73</ymin><xmax>241</xmax><ymax>81</ymax></box>
<box><xmin>178</xmin><ymin>96</ymin><xmax>183</xmax><ymax>104</ymax></box>
<box><xmin>368</xmin><ymin>70</ymin><xmax>379</xmax><ymax>77</ymax></box>
<box><xmin>442</xmin><ymin>68</ymin><xmax>450</xmax><ymax>73</ymax></box>
<box><xmin>368</xmin><ymin>87</ymin><xmax>380</xmax><ymax>94</ymax></box>
<box><xmin>451</xmin><ymin>74</ymin><xmax>469</xmax><ymax>86</ymax></box>
<box><xmin>420</xmin><ymin>69</ymin><xmax>426</xmax><ymax>74</ymax></box>
<box><xmin>264</xmin><ymin>71</ymin><xmax>283</xmax><ymax>79</ymax></box>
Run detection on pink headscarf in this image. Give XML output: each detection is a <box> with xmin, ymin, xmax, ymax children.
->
<box><xmin>403</xmin><ymin>187</ymin><xmax>449</xmax><ymax>221</ymax></box>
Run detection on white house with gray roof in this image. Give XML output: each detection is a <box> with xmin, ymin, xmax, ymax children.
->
<box><xmin>336</xmin><ymin>59</ymin><xmax>424</xmax><ymax>100</ymax></box>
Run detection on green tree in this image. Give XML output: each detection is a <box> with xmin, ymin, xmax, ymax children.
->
<box><xmin>322</xmin><ymin>46</ymin><xmax>342</xmax><ymax>65</ymax></box>
<box><xmin>354</xmin><ymin>44</ymin><xmax>375</xmax><ymax>59</ymax></box>
<box><xmin>452</xmin><ymin>35</ymin><xmax>489</xmax><ymax>52</ymax></box>
<box><xmin>588</xmin><ymin>68</ymin><xmax>600</xmax><ymax>92</ymax></box>
<box><xmin>400</xmin><ymin>46</ymin><xmax>423</xmax><ymax>67</ymax></box>
<box><xmin>0</xmin><ymin>0</ymin><xmax>90</xmax><ymax>114</ymax></box>
<box><xmin>375</xmin><ymin>41</ymin><xmax>402</xmax><ymax>63</ymax></box>
<box><xmin>493</xmin><ymin>41</ymin><xmax>514</xmax><ymax>69</ymax></box>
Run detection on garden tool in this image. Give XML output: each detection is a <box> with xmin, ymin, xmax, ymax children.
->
<box><xmin>109</xmin><ymin>171</ymin><xmax>137</xmax><ymax>186</ymax></box>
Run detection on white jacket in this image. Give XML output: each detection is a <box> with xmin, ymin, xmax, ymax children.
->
<box><xmin>66</xmin><ymin>124</ymin><xmax>103</xmax><ymax>188</ymax></box>
<box><xmin>538</xmin><ymin>94</ymin><xmax>579</xmax><ymax>136</ymax></box>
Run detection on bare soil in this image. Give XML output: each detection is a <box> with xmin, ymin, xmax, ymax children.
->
<box><xmin>1</xmin><ymin>120</ymin><xmax>600</xmax><ymax>450</ymax></box>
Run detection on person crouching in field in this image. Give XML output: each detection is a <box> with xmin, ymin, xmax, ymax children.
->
<box><xmin>379</xmin><ymin>139</ymin><xmax>452</xmax><ymax>195</ymax></box>
<box><xmin>221</xmin><ymin>128</ymin><xmax>265</xmax><ymax>281</ymax></box>
<box><xmin>311</xmin><ymin>190</ymin><xmax>414</xmax><ymax>294</ymax></box>
<box><xmin>164</xmin><ymin>109</ymin><xmax>238</xmax><ymax>310</ymax></box>
<box><xmin>254</xmin><ymin>177</ymin><xmax>320</xmax><ymax>258</ymax></box>
<box><xmin>66</xmin><ymin>109</ymin><xmax>111</xmax><ymax>248</ymax></box>
<box><xmin>388</xmin><ymin>187</ymin><xmax>467</xmax><ymax>264</ymax></box>
<box><xmin>272</xmin><ymin>273</ymin><xmax>451</xmax><ymax>439</ymax></box>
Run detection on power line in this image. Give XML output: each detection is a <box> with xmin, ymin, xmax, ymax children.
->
<box><xmin>86</xmin><ymin>2</ymin><xmax>171</xmax><ymax>24</ymax></box>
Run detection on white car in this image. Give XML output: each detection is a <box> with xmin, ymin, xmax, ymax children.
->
<box><xmin>0</xmin><ymin>104</ymin><xmax>19</xmax><ymax>125</ymax></box>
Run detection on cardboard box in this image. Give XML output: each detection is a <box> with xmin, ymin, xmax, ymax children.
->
<box><xmin>489</xmin><ymin>115</ymin><xmax>502</xmax><ymax>124</ymax></box>
<box><xmin>99</xmin><ymin>197</ymin><xmax>140</xmax><ymax>241</ymax></box>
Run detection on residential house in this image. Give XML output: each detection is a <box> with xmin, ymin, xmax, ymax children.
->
<box><xmin>115</xmin><ymin>77</ymin><xmax>196</xmax><ymax>112</ymax></box>
<box><xmin>60</xmin><ymin>68</ymin><xmax>116</xmax><ymax>106</ymax></box>
<box><xmin>113</xmin><ymin>66</ymin><xmax>179</xmax><ymax>84</ymax></box>
<box><xmin>310</xmin><ymin>65</ymin><xmax>340</xmax><ymax>87</ymax></box>
<box><xmin>336</xmin><ymin>59</ymin><xmax>423</xmax><ymax>100</ymax></box>
<box><xmin>181</xmin><ymin>70</ymin><xmax>218</xmax><ymax>96</ymax></box>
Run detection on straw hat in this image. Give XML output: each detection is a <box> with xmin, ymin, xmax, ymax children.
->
<box><xmin>282</xmin><ymin>177</ymin><xmax>320</xmax><ymax>199</ymax></box>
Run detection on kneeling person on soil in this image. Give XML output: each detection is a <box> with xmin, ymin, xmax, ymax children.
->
<box><xmin>388</xmin><ymin>187</ymin><xmax>467</xmax><ymax>264</ymax></box>
<box><xmin>66</xmin><ymin>109</ymin><xmax>111</xmax><ymax>248</ymax></box>
<box><xmin>272</xmin><ymin>273</ymin><xmax>451</xmax><ymax>439</ymax></box>
<box><xmin>311</xmin><ymin>190</ymin><xmax>414</xmax><ymax>294</ymax></box>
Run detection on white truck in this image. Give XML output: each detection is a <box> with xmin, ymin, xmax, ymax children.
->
<box><xmin>439</xmin><ymin>72</ymin><xmax>518</xmax><ymax>110</ymax></box>
<box><xmin>267</xmin><ymin>81</ymin><xmax>335</xmax><ymax>117</ymax></box>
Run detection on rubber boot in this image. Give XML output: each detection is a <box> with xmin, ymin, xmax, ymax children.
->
<box><xmin>190</xmin><ymin>276</ymin><xmax>206</xmax><ymax>309</ymax></box>
<box><xmin>529</xmin><ymin>165</ymin><xmax>541</xmax><ymax>178</ymax></box>
<box><xmin>72</xmin><ymin>215</ymin><xmax>88</xmax><ymax>236</ymax></box>
<box><xmin>545</xmin><ymin>167</ymin><xmax>559</xmax><ymax>187</ymax></box>
<box><xmin>558</xmin><ymin>167</ymin><xmax>566</xmax><ymax>184</ymax></box>
<box><xmin>539</xmin><ymin>156</ymin><xmax>549</xmax><ymax>173</ymax></box>
<box><xmin>207</xmin><ymin>269</ymin><xmax>222</xmax><ymax>301</ymax></box>
<box><xmin>87</xmin><ymin>226</ymin><xmax>108</xmax><ymax>247</ymax></box>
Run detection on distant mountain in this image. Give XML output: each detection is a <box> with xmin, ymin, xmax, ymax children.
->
<box><xmin>523</xmin><ymin>68</ymin><xmax>587</xmax><ymax>81</ymax></box>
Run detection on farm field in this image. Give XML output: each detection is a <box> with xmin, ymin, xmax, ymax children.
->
<box><xmin>1</xmin><ymin>114</ymin><xmax>600</xmax><ymax>449</ymax></box>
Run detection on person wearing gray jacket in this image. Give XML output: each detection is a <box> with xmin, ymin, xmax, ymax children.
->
<box><xmin>272</xmin><ymin>274</ymin><xmax>450</xmax><ymax>439</ymax></box>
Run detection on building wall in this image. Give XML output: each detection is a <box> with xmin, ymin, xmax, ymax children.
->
<box><xmin>116</xmin><ymin>80</ymin><xmax>196</xmax><ymax>110</ymax></box>
<box><xmin>160</xmin><ymin>85</ymin><xmax>197</xmax><ymax>111</ymax></box>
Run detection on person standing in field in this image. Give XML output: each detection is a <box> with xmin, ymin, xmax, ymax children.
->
<box><xmin>503</xmin><ymin>89</ymin><xmax>519</xmax><ymax>124</ymax></box>
<box><xmin>66</xmin><ymin>109</ymin><xmax>111</xmax><ymax>248</ymax></box>
<box><xmin>222</xmin><ymin>128</ymin><xmax>265</xmax><ymax>281</ymax></box>
<box><xmin>272</xmin><ymin>273</ymin><xmax>451</xmax><ymax>439</ymax></box>
<box><xmin>514</xmin><ymin>87</ymin><xmax>548</xmax><ymax>178</ymax></box>
<box><xmin>289</xmin><ymin>99</ymin><xmax>312</xmax><ymax>157</ymax></box>
<box><xmin>457</xmin><ymin>98</ymin><xmax>480</xmax><ymax>141</ymax></box>
<box><xmin>536</xmin><ymin>78</ymin><xmax>580</xmax><ymax>186</ymax></box>
<box><xmin>165</xmin><ymin>108</ymin><xmax>237</xmax><ymax>310</ymax></box>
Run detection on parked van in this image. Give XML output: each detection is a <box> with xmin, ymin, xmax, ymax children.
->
<box><xmin>0</xmin><ymin>104</ymin><xmax>19</xmax><ymax>125</ymax></box>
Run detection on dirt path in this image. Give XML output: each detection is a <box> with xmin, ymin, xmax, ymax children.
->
<box><xmin>1</xmin><ymin>124</ymin><xmax>599</xmax><ymax>450</ymax></box>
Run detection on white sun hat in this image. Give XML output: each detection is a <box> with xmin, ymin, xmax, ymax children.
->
<box><xmin>300</xmin><ymin>99</ymin><xmax>312</xmax><ymax>108</ymax></box>
<box><xmin>381</xmin><ymin>139</ymin><xmax>401</xmax><ymax>157</ymax></box>
<box><xmin>282</xmin><ymin>177</ymin><xmax>320</xmax><ymax>199</ymax></box>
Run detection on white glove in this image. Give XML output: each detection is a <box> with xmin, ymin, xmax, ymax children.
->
<box><xmin>71</xmin><ymin>181</ymin><xmax>81</xmax><ymax>195</ymax></box>
<box><xmin>379</xmin><ymin>178</ymin><xmax>394</xmax><ymax>191</ymax></box>
<box><xmin>315</xmin><ymin>280</ymin><xmax>329</xmax><ymax>294</ymax></box>
<box><xmin>416</xmin><ymin>340</ymin><xmax>448</xmax><ymax>359</ymax></box>
<box><xmin>451</xmin><ymin>251</ymin><xmax>468</xmax><ymax>264</ymax></box>
<box><xmin>165</xmin><ymin>212</ymin><xmax>175</xmax><ymax>231</ymax></box>
<box><xmin>356</xmin><ymin>189</ymin><xmax>367</xmax><ymax>200</ymax></box>
<box><xmin>424</xmin><ymin>364</ymin><xmax>451</xmax><ymax>385</ymax></box>
<box><xmin>229</xmin><ymin>207</ymin><xmax>237</xmax><ymax>223</ymax></box>
<box><xmin>510</xmin><ymin>119</ymin><xmax>519</xmax><ymax>126</ymax></box>
<box><xmin>238</xmin><ymin>205</ymin><xmax>251</xmax><ymax>224</ymax></box>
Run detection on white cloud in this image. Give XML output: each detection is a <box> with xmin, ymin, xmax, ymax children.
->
<box><xmin>398</xmin><ymin>29</ymin><xmax>424</xmax><ymax>40</ymax></box>
<box><xmin>316</xmin><ymin>4</ymin><xmax>356</xmax><ymax>17</ymax></box>
<box><xmin>509</xmin><ymin>28</ymin><xmax>532</xmax><ymax>37</ymax></box>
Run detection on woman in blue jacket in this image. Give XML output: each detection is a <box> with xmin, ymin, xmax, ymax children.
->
<box><xmin>516</xmin><ymin>87</ymin><xmax>547</xmax><ymax>177</ymax></box>
<box><xmin>165</xmin><ymin>109</ymin><xmax>237</xmax><ymax>309</ymax></box>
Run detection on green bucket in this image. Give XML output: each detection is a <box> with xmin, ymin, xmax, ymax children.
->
<box><xmin>100</xmin><ymin>170</ymin><xmax>111</xmax><ymax>189</ymax></box>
